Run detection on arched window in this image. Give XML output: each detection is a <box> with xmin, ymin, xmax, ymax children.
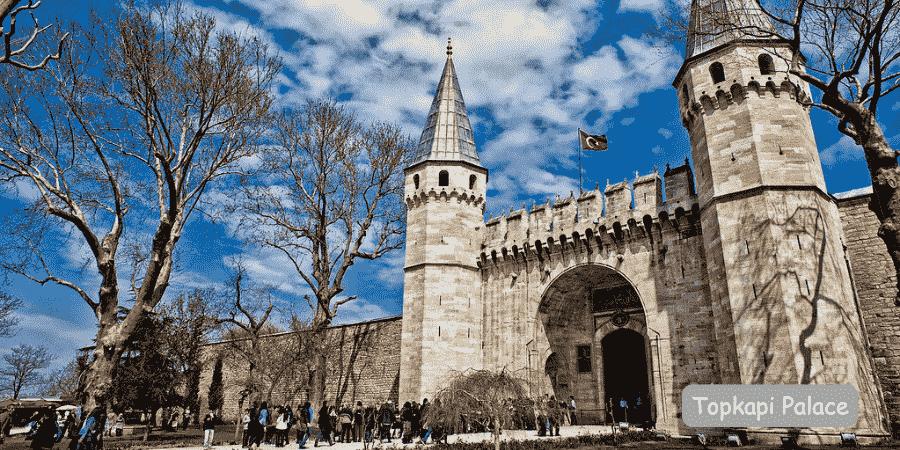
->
<box><xmin>681</xmin><ymin>84</ymin><xmax>690</xmax><ymax>105</ymax></box>
<box><xmin>469</xmin><ymin>174</ymin><xmax>476</xmax><ymax>190</ymax></box>
<box><xmin>758</xmin><ymin>54</ymin><xmax>775</xmax><ymax>75</ymax></box>
<box><xmin>709</xmin><ymin>62</ymin><xmax>725</xmax><ymax>84</ymax></box>
<box><xmin>439</xmin><ymin>170</ymin><xmax>449</xmax><ymax>187</ymax></box>
<box><xmin>413</xmin><ymin>174</ymin><xmax>420</xmax><ymax>190</ymax></box>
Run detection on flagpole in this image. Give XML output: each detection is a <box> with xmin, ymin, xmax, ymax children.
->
<box><xmin>578</xmin><ymin>129</ymin><xmax>583</xmax><ymax>195</ymax></box>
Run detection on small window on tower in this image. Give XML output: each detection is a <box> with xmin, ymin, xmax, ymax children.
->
<box><xmin>681</xmin><ymin>84</ymin><xmax>690</xmax><ymax>105</ymax></box>
<box><xmin>758</xmin><ymin>54</ymin><xmax>775</xmax><ymax>75</ymax></box>
<box><xmin>469</xmin><ymin>175</ymin><xmax>476</xmax><ymax>190</ymax></box>
<box><xmin>414</xmin><ymin>174</ymin><xmax>420</xmax><ymax>189</ymax></box>
<box><xmin>439</xmin><ymin>170</ymin><xmax>449</xmax><ymax>187</ymax></box>
<box><xmin>577</xmin><ymin>345</ymin><xmax>592</xmax><ymax>373</ymax></box>
<box><xmin>709</xmin><ymin>62</ymin><xmax>726</xmax><ymax>84</ymax></box>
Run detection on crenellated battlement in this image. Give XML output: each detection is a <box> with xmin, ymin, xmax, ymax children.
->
<box><xmin>680</xmin><ymin>77</ymin><xmax>812</xmax><ymax>128</ymax></box>
<box><xmin>479</xmin><ymin>159</ymin><xmax>701</xmax><ymax>263</ymax></box>
<box><xmin>405</xmin><ymin>187</ymin><xmax>486</xmax><ymax>209</ymax></box>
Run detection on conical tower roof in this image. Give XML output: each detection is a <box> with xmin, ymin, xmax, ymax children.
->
<box><xmin>685</xmin><ymin>0</ymin><xmax>776</xmax><ymax>59</ymax></box>
<box><xmin>411</xmin><ymin>38</ymin><xmax>482</xmax><ymax>167</ymax></box>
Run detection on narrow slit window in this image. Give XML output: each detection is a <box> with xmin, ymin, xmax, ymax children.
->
<box><xmin>439</xmin><ymin>170</ymin><xmax>449</xmax><ymax>186</ymax></box>
<box><xmin>413</xmin><ymin>174</ymin><xmax>420</xmax><ymax>190</ymax></box>
<box><xmin>577</xmin><ymin>345</ymin><xmax>592</xmax><ymax>373</ymax></box>
<box><xmin>469</xmin><ymin>174</ymin><xmax>476</xmax><ymax>190</ymax></box>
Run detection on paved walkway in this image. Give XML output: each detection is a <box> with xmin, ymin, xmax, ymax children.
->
<box><xmin>166</xmin><ymin>426</ymin><xmax>617</xmax><ymax>450</ymax></box>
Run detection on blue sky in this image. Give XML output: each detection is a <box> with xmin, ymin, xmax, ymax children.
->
<box><xmin>0</xmin><ymin>0</ymin><xmax>895</xmax><ymax>384</ymax></box>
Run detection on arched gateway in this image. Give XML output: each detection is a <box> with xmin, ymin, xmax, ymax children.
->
<box><xmin>398</xmin><ymin>37</ymin><xmax>889</xmax><ymax>441</ymax></box>
<box><xmin>538</xmin><ymin>264</ymin><xmax>657</xmax><ymax>426</ymax></box>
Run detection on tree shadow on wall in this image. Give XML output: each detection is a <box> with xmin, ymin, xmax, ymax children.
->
<box><xmin>731</xmin><ymin>195</ymin><xmax>884</xmax><ymax>429</ymax></box>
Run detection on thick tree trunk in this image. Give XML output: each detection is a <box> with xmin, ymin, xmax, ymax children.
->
<box><xmin>308</xmin><ymin>326</ymin><xmax>329</xmax><ymax>426</ymax></box>
<box><xmin>859</xmin><ymin>119</ymin><xmax>900</xmax><ymax>306</ymax></box>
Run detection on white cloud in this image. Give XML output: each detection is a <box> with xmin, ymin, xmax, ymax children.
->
<box><xmin>330</xmin><ymin>297</ymin><xmax>393</xmax><ymax>325</ymax></box>
<box><xmin>658</xmin><ymin>127</ymin><xmax>673</xmax><ymax>139</ymax></box>
<box><xmin>621</xmin><ymin>117</ymin><xmax>635</xmax><ymax>125</ymax></box>
<box><xmin>618</xmin><ymin>0</ymin><xmax>665</xmax><ymax>13</ymax></box>
<box><xmin>819</xmin><ymin>135</ymin><xmax>863</xmax><ymax>167</ymax></box>
<box><xmin>0</xmin><ymin>312</ymin><xmax>96</xmax><ymax>373</ymax></box>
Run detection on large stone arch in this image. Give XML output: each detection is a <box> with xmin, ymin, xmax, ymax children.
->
<box><xmin>536</xmin><ymin>261</ymin><xmax>665</xmax><ymax>426</ymax></box>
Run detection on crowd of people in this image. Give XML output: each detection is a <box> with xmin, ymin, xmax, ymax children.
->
<box><xmin>0</xmin><ymin>393</ymin><xmax>595</xmax><ymax>450</ymax></box>
<box><xmin>238</xmin><ymin>398</ymin><xmax>439</xmax><ymax>449</ymax></box>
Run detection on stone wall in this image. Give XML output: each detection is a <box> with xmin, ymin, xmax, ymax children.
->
<box><xmin>196</xmin><ymin>316</ymin><xmax>402</xmax><ymax>422</ymax></box>
<box><xmin>837</xmin><ymin>192</ymin><xmax>900</xmax><ymax>430</ymax></box>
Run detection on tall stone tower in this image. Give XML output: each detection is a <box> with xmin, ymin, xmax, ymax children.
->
<box><xmin>399</xmin><ymin>39</ymin><xmax>487</xmax><ymax>404</ymax></box>
<box><xmin>673</xmin><ymin>0</ymin><xmax>887</xmax><ymax>434</ymax></box>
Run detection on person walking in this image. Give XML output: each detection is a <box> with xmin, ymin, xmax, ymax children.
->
<box><xmin>75</xmin><ymin>410</ymin><xmax>103</xmax><ymax>450</ymax></box>
<box><xmin>314</xmin><ymin>401</ymin><xmax>333</xmax><ymax>447</ymax></box>
<box><xmin>339</xmin><ymin>405</ymin><xmax>352</xmax><ymax>443</ymax></box>
<box><xmin>418</xmin><ymin>399</ymin><xmax>432</xmax><ymax>444</ymax></box>
<box><xmin>400</xmin><ymin>402</ymin><xmax>414</xmax><ymax>444</ymax></box>
<box><xmin>363</xmin><ymin>405</ymin><xmax>376</xmax><ymax>445</ymax></box>
<box><xmin>297</xmin><ymin>402</ymin><xmax>312</xmax><ymax>448</ymax></box>
<box><xmin>259</xmin><ymin>402</ymin><xmax>270</xmax><ymax>445</ymax></box>
<box><xmin>0</xmin><ymin>404</ymin><xmax>15</xmax><ymax>445</ymax></box>
<box><xmin>202</xmin><ymin>412</ymin><xmax>216</xmax><ymax>447</ymax></box>
<box><xmin>275</xmin><ymin>407</ymin><xmax>288</xmax><ymax>447</ymax></box>
<box><xmin>569</xmin><ymin>396</ymin><xmax>577</xmax><ymax>426</ymax></box>
<box><xmin>30</xmin><ymin>409</ymin><xmax>58</xmax><ymax>450</ymax></box>
<box><xmin>247</xmin><ymin>409</ymin><xmax>264</xmax><ymax>450</ymax></box>
<box><xmin>241</xmin><ymin>408</ymin><xmax>252</xmax><ymax>448</ymax></box>
<box><xmin>115</xmin><ymin>413</ymin><xmax>124</xmax><ymax>437</ymax></box>
<box><xmin>284</xmin><ymin>406</ymin><xmax>294</xmax><ymax>446</ymax></box>
<box><xmin>378</xmin><ymin>401</ymin><xmax>392</xmax><ymax>443</ymax></box>
<box><xmin>352</xmin><ymin>401</ymin><xmax>363</xmax><ymax>443</ymax></box>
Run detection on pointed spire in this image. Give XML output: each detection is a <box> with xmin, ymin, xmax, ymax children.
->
<box><xmin>411</xmin><ymin>38</ymin><xmax>482</xmax><ymax>167</ymax></box>
<box><xmin>686</xmin><ymin>0</ymin><xmax>775</xmax><ymax>59</ymax></box>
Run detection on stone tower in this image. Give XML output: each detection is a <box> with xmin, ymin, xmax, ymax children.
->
<box><xmin>399</xmin><ymin>39</ymin><xmax>488</xmax><ymax>404</ymax></box>
<box><xmin>673</xmin><ymin>0</ymin><xmax>887</xmax><ymax>435</ymax></box>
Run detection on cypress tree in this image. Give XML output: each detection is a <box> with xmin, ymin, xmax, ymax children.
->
<box><xmin>208</xmin><ymin>358</ymin><xmax>224</xmax><ymax>413</ymax></box>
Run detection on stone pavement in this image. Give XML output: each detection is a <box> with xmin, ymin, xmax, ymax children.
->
<box><xmin>165</xmin><ymin>426</ymin><xmax>616</xmax><ymax>450</ymax></box>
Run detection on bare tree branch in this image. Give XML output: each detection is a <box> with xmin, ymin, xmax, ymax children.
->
<box><xmin>0</xmin><ymin>0</ymin><xmax>68</xmax><ymax>70</ymax></box>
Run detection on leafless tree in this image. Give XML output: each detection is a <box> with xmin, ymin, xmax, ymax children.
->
<box><xmin>0</xmin><ymin>290</ymin><xmax>22</xmax><ymax>338</ymax></box>
<box><xmin>0</xmin><ymin>0</ymin><xmax>68</xmax><ymax>70</ymax></box>
<box><xmin>216</xmin><ymin>259</ymin><xmax>307</xmax><ymax>440</ymax></box>
<box><xmin>0</xmin><ymin>343</ymin><xmax>51</xmax><ymax>399</ymax></box>
<box><xmin>236</xmin><ymin>98</ymin><xmax>414</xmax><ymax>424</ymax></box>
<box><xmin>424</xmin><ymin>370</ymin><xmax>529</xmax><ymax>450</ymax></box>
<box><xmin>661</xmin><ymin>0</ymin><xmax>900</xmax><ymax>303</ymax></box>
<box><xmin>0</xmin><ymin>1</ymin><xmax>280</xmax><ymax>419</ymax></box>
<box><xmin>40</xmin><ymin>355</ymin><xmax>87</xmax><ymax>403</ymax></box>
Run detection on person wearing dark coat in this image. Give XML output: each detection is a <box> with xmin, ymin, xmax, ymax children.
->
<box><xmin>247</xmin><ymin>408</ymin><xmax>264</xmax><ymax>449</ymax></box>
<box><xmin>314</xmin><ymin>401</ymin><xmax>333</xmax><ymax>447</ymax></box>
<box><xmin>30</xmin><ymin>409</ymin><xmax>59</xmax><ymax>450</ymax></box>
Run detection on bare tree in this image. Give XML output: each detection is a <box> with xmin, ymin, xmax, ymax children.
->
<box><xmin>0</xmin><ymin>343</ymin><xmax>51</xmax><ymax>399</ymax></box>
<box><xmin>216</xmin><ymin>259</ymin><xmax>302</xmax><ymax>441</ymax></box>
<box><xmin>0</xmin><ymin>1</ymin><xmax>280</xmax><ymax>420</ymax></box>
<box><xmin>0</xmin><ymin>290</ymin><xmax>22</xmax><ymax>338</ymax></box>
<box><xmin>236</xmin><ymin>99</ymin><xmax>414</xmax><ymax>423</ymax></box>
<box><xmin>0</xmin><ymin>0</ymin><xmax>68</xmax><ymax>70</ymax></box>
<box><xmin>424</xmin><ymin>370</ymin><xmax>529</xmax><ymax>450</ymax></box>
<box><xmin>40</xmin><ymin>355</ymin><xmax>87</xmax><ymax>403</ymax></box>
<box><xmin>662</xmin><ymin>0</ymin><xmax>900</xmax><ymax>303</ymax></box>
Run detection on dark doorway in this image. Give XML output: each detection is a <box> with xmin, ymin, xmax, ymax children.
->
<box><xmin>602</xmin><ymin>328</ymin><xmax>650</xmax><ymax>425</ymax></box>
